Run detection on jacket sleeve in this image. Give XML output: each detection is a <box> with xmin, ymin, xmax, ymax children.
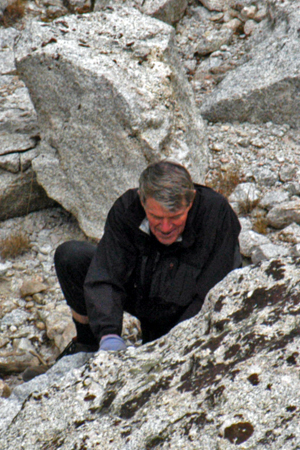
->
<box><xmin>176</xmin><ymin>200</ymin><xmax>241</xmax><ymax>324</ymax></box>
<box><xmin>84</xmin><ymin>199</ymin><xmax>137</xmax><ymax>343</ymax></box>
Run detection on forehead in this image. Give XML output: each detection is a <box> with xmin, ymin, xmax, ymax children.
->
<box><xmin>143</xmin><ymin>197</ymin><xmax>187</xmax><ymax>217</ymax></box>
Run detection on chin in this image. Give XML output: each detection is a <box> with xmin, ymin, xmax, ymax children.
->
<box><xmin>157</xmin><ymin>235</ymin><xmax>177</xmax><ymax>245</ymax></box>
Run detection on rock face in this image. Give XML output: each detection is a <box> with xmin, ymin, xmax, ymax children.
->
<box><xmin>1</xmin><ymin>257</ymin><xmax>300</xmax><ymax>449</ymax></box>
<box><xmin>200</xmin><ymin>4</ymin><xmax>300</xmax><ymax>127</ymax></box>
<box><xmin>0</xmin><ymin>29</ymin><xmax>55</xmax><ymax>220</ymax></box>
<box><xmin>14</xmin><ymin>6</ymin><xmax>207</xmax><ymax>239</ymax></box>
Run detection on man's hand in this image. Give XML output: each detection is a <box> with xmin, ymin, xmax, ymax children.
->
<box><xmin>100</xmin><ymin>334</ymin><xmax>127</xmax><ymax>351</ymax></box>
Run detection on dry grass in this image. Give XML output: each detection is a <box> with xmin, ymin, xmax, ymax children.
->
<box><xmin>238</xmin><ymin>198</ymin><xmax>260</xmax><ymax>216</ymax></box>
<box><xmin>253</xmin><ymin>216</ymin><xmax>269</xmax><ymax>235</ymax></box>
<box><xmin>206</xmin><ymin>166</ymin><xmax>242</xmax><ymax>198</ymax></box>
<box><xmin>0</xmin><ymin>231</ymin><xmax>31</xmax><ymax>259</ymax></box>
<box><xmin>0</xmin><ymin>0</ymin><xmax>26</xmax><ymax>27</ymax></box>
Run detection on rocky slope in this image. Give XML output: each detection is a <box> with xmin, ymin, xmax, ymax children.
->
<box><xmin>1</xmin><ymin>0</ymin><xmax>300</xmax><ymax>448</ymax></box>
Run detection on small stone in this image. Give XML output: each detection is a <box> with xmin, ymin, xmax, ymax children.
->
<box><xmin>280</xmin><ymin>164</ymin><xmax>297</xmax><ymax>182</ymax></box>
<box><xmin>25</xmin><ymin>301</ymin><xmax>35</xmax><ymax>309</ymax></box>
<box><xmin>20</xmin><ymin>279</ymin><xmax>48</xmax><ymax>298</ymax></box>
<box><xmin>35</xmin><ymin>321</ymin><xmax>46</xmax><ymax>330</ymax></box>
<box><xmin>209</xmin><ymin>13</ymin><xmax>224</xmax><ymax>22</ymax></box>
<box><xmin>241</xmin><ymin>6</ymin><xmax>257</xmax><ymax>20</ymax></box>
<box><xmin>254</xmin><ymin>6</ymin><xmax>267</xmax><ymax>22</ymax></box>
<box><xmin>210</xmin><ymin>143</ymin><xmax>223</xmax><ymax>152</ymax></box>
<box><xmin>0</xmin><ymin>262</ymin><xmax>13</xmax><ymax>276</ymax></box>
<box><xmin>244</xmin><ymin>20</ymin><xmax>257</xmax><ymax>36</ymax></box>
<box><xmin>32</xmin><ymin>293</ymin><xmax>46</xmax><ymax>305</ymax></box>
<box><xmin>250</xmin><ymin>137</ymin><xmax>264</xmax><ymax>148</ymax></box>
<box><xmin>223</xmin><ymin>18</ymin><xmax>242</xmax><ymax>32</ymax></box>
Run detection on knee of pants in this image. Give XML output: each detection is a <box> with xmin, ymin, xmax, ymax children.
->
<box><xmin>54</xmin><ymin>240</ymin><xmax>96</xmax><ymax>279</ymax></box>
<box><xmin>54</xmin><ymin>240</ymin><xmax>78</xmax><ymax>272</ymax></box>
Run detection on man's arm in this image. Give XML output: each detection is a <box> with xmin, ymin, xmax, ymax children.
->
<box><xmin>177</xmin><ymin>201</ymin><xmax>241</xmax><ymax>324</ymax></box>
<box><xmin>83</xmin><ymin>196</ymin><xmax>137</xmax><ymax>344</ymax></box>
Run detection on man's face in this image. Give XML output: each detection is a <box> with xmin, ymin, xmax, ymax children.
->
<box><xmin>142</xmin><ymin>197</ymin><xmax>194</xmax><ymax>245</ymax></box>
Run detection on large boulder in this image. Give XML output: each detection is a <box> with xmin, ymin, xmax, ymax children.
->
<box><xmin>0</xmin><ymin>28</ymin><xmax>54</xmax><ymax>220</ymax></box>
<box><xmin>200</xmin><ymin>5</ymin><xmax>300</xmax><ymax>127</ymax></box>
<box><xmin>1</xmin><ymin>257</ymin><xmax>300</xmax><ymax>448</ymax></box>
<box><xmin>15</xmin><ymin>6</ymin><xmax>207</xmax><ymax>239</ymax></box>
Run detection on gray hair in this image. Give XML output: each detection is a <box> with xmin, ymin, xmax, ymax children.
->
<box><xmin>139</xmin><ymin>160</ymin><xmax>195</xmax><ymax>211</ymax></box>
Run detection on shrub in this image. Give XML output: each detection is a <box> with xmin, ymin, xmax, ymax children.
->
<box><xmin>0</xmin><ymin>0</ymin><xmax>25</xmax><ymax>28</ymax></box>
<box><xmin>206</xmin><ymin>166</ymin><xmax>242</xmax><ymax>198</ymax></box>
<box><xmin>0</xmin><ymin>231</ymin><xmax>31</xmax><ymax>259</ymax></box>
<box><xmin>253</xmin><ymin>215</ymin><xmax>269</xmax><ymax>235</ymax></box>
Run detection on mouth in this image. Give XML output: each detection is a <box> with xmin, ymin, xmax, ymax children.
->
<box><xmin>158</xmin><ymin>229</ymin><xmax>175</xmax><ymax>237</ymax></box>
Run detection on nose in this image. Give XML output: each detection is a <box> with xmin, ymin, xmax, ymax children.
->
<box><xmin>159</xmin><ymin>219</ymin><xmax>173</xmax><ymax>233</ymax></box>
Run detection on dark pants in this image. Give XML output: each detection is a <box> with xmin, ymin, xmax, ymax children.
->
<box><xmin>54</xmin><ymin>240</ymin><xmax>96</xmax><ymax>317</ymax></box>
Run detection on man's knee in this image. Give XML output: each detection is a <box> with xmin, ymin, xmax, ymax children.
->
<box><xmin>54</xmin><ymin>240</ymin><xmax>80</xmax><ymax>268</ymax></box>
<box><xmin>54</xmin><ymin>240</ymin><xmax>96</xmax><ymax>277</ymax></box>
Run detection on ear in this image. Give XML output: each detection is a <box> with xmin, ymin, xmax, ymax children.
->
<box><xmin>187</xmin><ymin>190</ymin><xmax>196</xmax><ymax>210</ymax></box>
<box><xmin>138</xmin><ymin>190</ymin><xmax>146</xmax><ymax>209</ymax></box>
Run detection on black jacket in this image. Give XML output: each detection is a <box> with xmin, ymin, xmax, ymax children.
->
<box><xmin>84</xmin><ymin>185</ymin><xmax>241</xmax><ymax>343</ymax></box>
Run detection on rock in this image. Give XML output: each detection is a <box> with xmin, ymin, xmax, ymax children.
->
<box><xmin>291</xmin><ymin>243</ymin><xmax>300</xmax><ymax>257</ymax></box>
<box><xmin>41</xmin><ymin>303</ymin><xmax>75</xmax><ymax>349</ymax></box>
<box><xmin>200</xmin><ymin>6</ymin><xmax>300</xmax><ymax>127</ymax></box>
<box><xmin>279</xmin><ymin>163</ymin><xmax>297</xmax><ymax>182</ymax></box>
<box><xmin>0</xmin><ymin>76</ymin><xmax>38</xmax><ymax>135</ymax></box>
<box><xmin>0</xmin><ymin>0</ymin><xmax>8</xmax><ymax>15</ymax></box>
<box><xmin>0</xmin><ymin>168</ymin><xmax>56</xmax><ymax>222</ymax></box>
<box><xmin>260</xmin><ymin>190</ymin><xmax>290</xmax><ymax>210</ymax></box>
<box><xmin>0</xmin><ymin>74</ymin><xmax>51</xmax><ymax>221</ymax></box>
<box><xmin>239</xmin><ymin>229</ymin><xmax>271</xmax><ymax>258</ymax></box>
<box><xmin>0</xmin><ymin>132</ymin><xmax>37</xmax><ymax>157</ymax></box>
<box><xmin>241</xmin><ymin>5</ymin><xmax>257</xmax><ymax>20</ymax></box>
<box><xmin>138</xmin><ymin>0</ymin><xmax>188</xmax><ymax>25</ymax></box>
<box><xmin>0</xmin><ymin>262</ymin><xmax>13</xmax><ymax>277</ymax></box>
<box><xmin>199</xmin><ymin>0</ymin><xmax>229</xmax><ymax>12</ymax></box>
<box><xmin>20</xmin><ymin>147</ymin><xmax>38</xmax><ymax>171</ymax></box>
<box><xmin>251</xmin><ymin>243</ymin><xmax>289</xmax><ymax>264</ymax></box>
<box><xmin>194</xmin><ymin>27</ymin><xmax>234</xmax><ymax>56</ymax></box>
<box><xmin>253</xmin><ymin>167</ymin><xmax>278</xmax><ymax>187</ymax></box>
<box><xmin>0</xmin><ymin>28</ymin><xmax>19</xmax><ymax>75</ymax></box>
<box><xmin>20</xmin><ymin>279</ymin><xmax>48</xmax><ymax>297</ymax></box>
<box><xmin>223</xmin><ymin>17</ymin><xmax>242</xmax><ymax>32</ymax></box>
<box><xmin>278</xmin><ymin>222</ymin><xmax>300</xmax><ymax>244</ymax></box>
<box><xmin>0</xmin><ymin>153</ymin><xmax>20</xmax><ymax>173</ymax></box>
<box><xmin>1</xmin><ymin>258</ymin><xmax>300</xmax><ymax>448</ymax></box>
<box><xmin>243</xmin><ymin>18</ymin><xmax>257</xmax><ymax>36</ymax></box>
<box><xmin>15</xmin><ymin>7</ymin><xmax>207</xmax><ymax>239</ymax></box>
<box><xmin>267</xmin><ymin>199</ymin><xmax>300</xmax><ymax>229</ymax></box>
<box><xmin>229</xmin><ymin>182</ymin><xmax>261</xmax><ymax>214</ymax></box>
<box><xmin>0</xmin><ymin>309</ymin><xmax>29</xmax><ymax>329</ymax></box>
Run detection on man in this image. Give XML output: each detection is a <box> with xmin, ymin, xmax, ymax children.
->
<box><xmin>53</xmin><ymin>160</ymin><xmax>241</xmax><ymax>357</ymax></box>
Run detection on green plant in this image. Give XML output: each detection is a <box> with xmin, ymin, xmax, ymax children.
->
<box><xmin>0</xmin><ymin>231</ymin><xmax>31</xmax><ymax>258</ymax></box>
